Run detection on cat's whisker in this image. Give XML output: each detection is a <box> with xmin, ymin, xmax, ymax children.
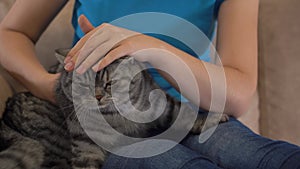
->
<box><xmin>53</xmin><ymin>104</ymin><xmax>74</xmax><ymax>114</ymax></box>
<box><xmin>60</xmin><ymin>102</ymin><xmax>86</xmax><ymax>127</ymax></box>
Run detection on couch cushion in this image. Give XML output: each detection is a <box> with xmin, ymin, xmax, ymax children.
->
<box><xmin>258</xmin><ymin>0</ymin><xmax>300</xmax><ymax>145</ymax></box>
<box><xmin>0</xmin><ymin>73</ymin><xmax>12</xmax><ymax>117</ymax></box>
<box><xmin>35</xmin><ymin>0</ymin><xmax>75</xmax><ymax>70</ymax></box>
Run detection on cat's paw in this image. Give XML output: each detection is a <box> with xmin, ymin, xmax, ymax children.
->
<box><xmin>220</xmin><ymin>114</ymin><xmax>229</xmax><ymax>123</ymax></box>
<box><xmin>190</xmin><ymin>113</ymin><xmax>229</xmax><ymax>134</ymax></box>
<box><xmin>190</xmin><ymin>118</ymin><xmax>205</xmax><ymax>134</ymax></box>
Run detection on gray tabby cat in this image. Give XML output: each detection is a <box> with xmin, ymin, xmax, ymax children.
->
<box><xmin>0</xmin><ymin>49</ymin><xmax>228</xmax><ymax>169</ymax></box>
<box><xmin>1</xmin><ymin>92</ymin><xmax>72</xmax><ymax>169</ymax></box>
<box><xmin>55</xmin><ymin>50</ymin><xmax>229</xmax><ymax>168</ymax></box>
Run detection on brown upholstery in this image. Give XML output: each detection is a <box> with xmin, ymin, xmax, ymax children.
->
<box><xmin>258</xmin><ymin>0</ymin><xmax>300</xmax><ymax>145</ymax></box>
<box><xmin>0</xmin><ymin>71</ymin><xmax>12</xmax><ymax>115</ymax></box>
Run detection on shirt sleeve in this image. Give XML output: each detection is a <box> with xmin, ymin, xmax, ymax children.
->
<box><xmin>214</xmin><ymin>0</ymin><xmax>226</xmax><ymax>18</ymax></box>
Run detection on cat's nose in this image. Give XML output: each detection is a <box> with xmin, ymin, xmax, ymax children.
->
<box><xmin>95</xmin><ymin>94</ymin><xmax>102</xmax><ymax>100</ymax></box>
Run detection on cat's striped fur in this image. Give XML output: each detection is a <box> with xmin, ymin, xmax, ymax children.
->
<box><xmin>0</xmin><ymin>55</ymin><xmax>228</xmax><ymax>169</ymax></box>
<box><xmin>1</xmin><ymin>92</ymin><xmax>72</xmax><ymax>169</ymax></box>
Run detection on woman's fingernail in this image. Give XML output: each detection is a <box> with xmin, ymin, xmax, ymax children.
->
<box><xmin>64</xmin><ymin>56</ymin><xmax>72</xmax><ymax>64</ymax></box>
<box><xmin>64</xmin><ymin>62</ymin><xmax>73</xmax><ymax>70</ymax></box>
<box><xmin>92</xmin><ymin>65</ymin><xmax>98</xmax><ymax>72</ymax></box>
<box><xmin>92</xmin><ymin>60</ymin><xmax>104</xmax><ymax>72</ymax></box>
<box><xmin>76</xmin><ymin>65</ymin><xmax>85</xmax><ymax>74</ymax></box>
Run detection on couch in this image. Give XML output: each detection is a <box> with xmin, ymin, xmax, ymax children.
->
<box><xmin>0</xmin><ymin>0</ymin><xmax>299</xmax><ymax>145</ymax></box>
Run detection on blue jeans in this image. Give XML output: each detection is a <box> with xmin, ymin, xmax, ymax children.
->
<box><xmin>102</xmin><ymin>118</ymin><xmax>300</xmax><ymax>169</ymax></box>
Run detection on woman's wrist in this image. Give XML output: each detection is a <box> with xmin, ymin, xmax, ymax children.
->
<box><xmin>30</xmin><ymin>72</ymin><xmax>60</xmax><ymax>104</ymax></box>
<box><xmin>130</xmin><ymin>34</ymin><xmax>173</xmax><ymax>64</ymax></box>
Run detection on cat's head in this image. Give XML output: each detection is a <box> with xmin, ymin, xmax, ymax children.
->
<box><xmin>54</xmin><ymin>51</ymin><xmax>156</xmax><ymax>116</ymax></box>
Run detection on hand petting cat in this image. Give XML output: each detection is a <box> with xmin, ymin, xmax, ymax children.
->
<box><xmin>63</xmin><ymin>15</ymin><xmax>205</xmax><ymax>111</ymax></box>
<box><xmin>64</xmin><ymin>15</ymin><xmax>169</xmax><ymax>74</ymax></box>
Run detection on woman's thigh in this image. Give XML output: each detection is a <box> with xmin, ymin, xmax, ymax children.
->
<box><xmin>181</xmin><ymin>118</ymin><xmax>300</xmax><ymax>169</ymax></box>
<box><xmin>102</xmin><ymin>143</ymin><xmax>222</xmax><ymax>169</ymax></box>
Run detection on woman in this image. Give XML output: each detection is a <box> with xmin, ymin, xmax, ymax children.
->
<box><xmin>0</xmin><ymin>0</ymin><xmax>299</xmax><ymax>168</ymax></box>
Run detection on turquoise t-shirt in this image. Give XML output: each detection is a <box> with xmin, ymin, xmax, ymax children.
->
<box><xmin>72</xmin><ymin>0</ymin><xmax>224</xmax><ymax>101</ymax></box>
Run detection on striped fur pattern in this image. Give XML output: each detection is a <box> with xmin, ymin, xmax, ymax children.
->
<box><xmin>0</xmin><ymin>56</ymin><xmax>228</xmax><ymax>169</ymax></box>
<box><xmin>1</xmin><ymin>92</ymin><xmax>71</xmax><ymax>169</ymax></box>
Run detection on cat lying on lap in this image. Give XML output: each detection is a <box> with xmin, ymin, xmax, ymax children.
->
<box><xmin>0</xmin><ymin>50</ymin><xmax>228</xmax><ymax>169</ymax></box>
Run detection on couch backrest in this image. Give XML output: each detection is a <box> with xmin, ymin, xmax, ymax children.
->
<box><xmin>258</xmin><ymin>0</ymin><xmax>300</xmax><ymax>145</ymax></box>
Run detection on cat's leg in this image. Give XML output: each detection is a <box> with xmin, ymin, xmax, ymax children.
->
<box><xmin>68</xmin><ymin>121</ymin><xmax>107</xmax><ymax>169</ymax></box>
<box><xmin>71</xmin><ymin>141</ymin><xmax>107</xmax><ymax>169</ymax></box>
<box><xmin>191</xmin><ymin>111</ymin><xmax>229</xmax><ymax>134</ymax></box>
<box><xmin>2</xmin><ymin>92</ymin><xmax>72</xmax><ymax>168</ymax></box>
<box><xmin>159</xmin><ymin>100</ymin><xmax>229</xmax><ymax>135</ymax></box>
<box><xmin>0</xmin><ymin>121</ymin><xmax>44</xmax><ymax>169</ymax></box>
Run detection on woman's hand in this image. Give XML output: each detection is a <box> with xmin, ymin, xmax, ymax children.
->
<box><xmin>64</xmin><ymin>15</ymin><xmax>167</xmax><ymax>74</ymax></box>
<box><xmin>32</xmin><ymin>73</ymin><xmax>60</xmax><ymax>104</ymax></box>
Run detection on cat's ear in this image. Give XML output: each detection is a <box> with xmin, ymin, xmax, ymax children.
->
<box><xmin>55</xmin><ymin>48</ymin><xmax>71</xmax><ymax>64</ymax></box>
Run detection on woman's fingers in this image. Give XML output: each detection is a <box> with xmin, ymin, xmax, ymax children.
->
<box><xmin>78</xmin><ymin>15</ymin><xmax>94</xmax><ymax>34</ymax></box>
<box><xmin>65</xmin><ymin>21</ymin><xmax>140</xmax><ymax>73</ymax></box>
<box><xmin>64</xmin><ymin>24</ymin><xmax>108</xmax><ymax>70</ymax></box>
<box><xmin>92</xmin><ymin>44</ymin><xmax>129</xmax><ymax>72</ymax></box>
<box><xmin>75</xmin><ymin>32</ymin><xmax>109</xmax><ymax>65</ymax></box>
<box><xmin>64</xmin><ymin>30</ymin><xmax>94</xmax><ymax>64</ymax></box>
<box><xmin>76</xmin><ymin>43</ymin><xmax>113</xmax><ymax>74</ymax></box>
<box><xmin>64</xmin><ymin>16</ymin><xmax>95</xmax><ymax>64</ymax></box>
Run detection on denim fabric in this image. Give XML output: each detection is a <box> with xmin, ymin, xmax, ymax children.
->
<box><xmin>102</xmin><ymin>118</ymin><xmax>300</xmax><ymax>169</ymax></box>
<box><xmin>181</xmin><ymin>118</ymin><xmax>300</xmax><ymax>169</ymax></box>
<box><xmin>102</xmin><ymin>143</ymin><xmax>221</xmax><ymax>169</ymax></box>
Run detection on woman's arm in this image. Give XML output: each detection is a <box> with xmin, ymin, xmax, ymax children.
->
<box><xmin>0</xmin><ymin>0</ymin><xmax>67</xmax><ymax>103</ymax></box>
<box><xmin>65</xmin><ymin>0</ymin><xmax>259</xmax><ymax>117</ymax></box>
<box><xmin>152</xmin><ymin>0</ymin><xmax>259</xmax><ymax>117</ymax></box>
<box><xmin>213</xmin><ymin>0</ymin><xmax>259</xmax><ymax>116</ymax></box>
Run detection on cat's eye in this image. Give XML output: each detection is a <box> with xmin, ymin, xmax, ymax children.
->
<box><xmin>105</xmin><ymin>81</ymin><xmax>112</xmax><ymax>90</ymax></box>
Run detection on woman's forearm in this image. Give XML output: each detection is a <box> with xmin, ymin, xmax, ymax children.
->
<box><xmin>0</xmin><ymin>0</ymin><xmax>68</xmax><ymax>103</ymax></box>
<box><xmin>0</xmin><ymin>29</ymin><xmax>47</xmax><ymax>80</ymax></box>
<box><xmin>141</xmin><ymin>44</ymin><xmax>256</xmax><ymax>117</ymax></box>
<box><xmin>63</xmin><ymin>13</ymin><xmax>257</xmax><ymax>117</ymax></box>
<box><xmin>0</xmin><ymin>28</ymin><xmax>57</xmax><ymax>102</ymax></box>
